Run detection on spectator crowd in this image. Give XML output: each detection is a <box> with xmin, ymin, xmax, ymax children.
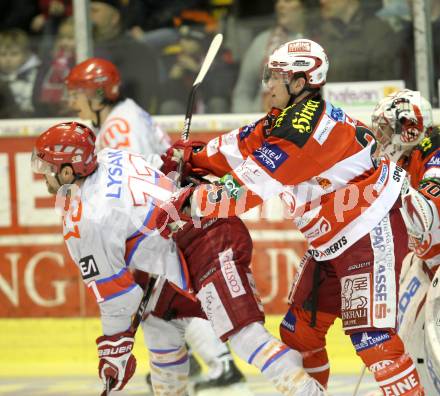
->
<box><xmin>0</xmin><ymin>0</ymin><xmax>439</xmax><ymax>118</ymax></box>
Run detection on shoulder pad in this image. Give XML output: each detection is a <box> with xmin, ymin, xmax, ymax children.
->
<box><xmin>270</xmin><ymin>98</ymin><xmax>324</xmax><ymax>148</ymax></box>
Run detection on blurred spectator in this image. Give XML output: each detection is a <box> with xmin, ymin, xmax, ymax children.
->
<box><xmin>90</xmin><ymin>0</ymin><xmax>160</xmax><ymax>113</ymax></box>
<box><xmin>0</xmin><ymin>0</ymin><xmax>38</xmax><ymax>32</ymax></box>
<box><xmin>232</xmin><ymin>0</ymin><xmax>316</xmax><ymax>113</ymax></box>
<box><xmin>376</xmin><ymin>0</ymin><xmax>411</xmax><ymax>32</ymax></box>
<box><xmin>30</xmin><ymin>0</ymin><xmax>72</xmax><ymax>36</ymax></box>
<box><xmin>317</xmin><ymin>0</ymin><xmax>398</xmax><ymax>82</ymax></box>
<box><xmin>35</xmin><ymin>17</ymin><xmax>76</xmax><ymax>116</ymax></box>
<box><xmin>359</xmin><ymin>0</ymin><xmax>382</xmax><ymax>17</ymax></box>
<box><xmin>159</xmin><ymin>10</ymin><xmax>237</xmax><ymax>114</ymax></box>
<box><xmin>0</xmin><ymin>29</ymin><xmax>42</xmax><ymax>118</ymax></box>
<box><xmin>126</xmin><ymin>0</ymin><xmax>208</xmax><ymax>40</ymax></box>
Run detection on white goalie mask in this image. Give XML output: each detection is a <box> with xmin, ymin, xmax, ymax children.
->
<box><xmin>371</xmin><ymin>89</ymin><xmax>433</xmax><ymax>161</ymax></box>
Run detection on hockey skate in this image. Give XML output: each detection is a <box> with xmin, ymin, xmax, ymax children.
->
<box><xmin>193</xmin><ymin>357</ymin><xmax>254</xmax><ymax>396</ymax></box>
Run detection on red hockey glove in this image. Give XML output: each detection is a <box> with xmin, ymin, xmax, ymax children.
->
<box><xmin>96</xmin><ymin>331</ymin><xmax>137</xmax><ymax>392</ymax></box>
<box><xmin>155</xmin><ymin>186</ymin><xmax>196</xmax><ymax>239</ymax></box>
<box><xmin>160</xmin><ymin>139</ymin><xmax>207</xmax><ymax>180</ymax></box>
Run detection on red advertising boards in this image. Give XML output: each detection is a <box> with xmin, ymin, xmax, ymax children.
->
<box><xmin>0</xmin><ymin>132</ymin><xmax>307</xmax><ymax>317</ymax></box>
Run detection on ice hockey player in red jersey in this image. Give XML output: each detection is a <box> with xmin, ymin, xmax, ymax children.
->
<box><xmin>158</xmin><ymin>39</ymin><xmax>425</xmax><ymax>395</ymax></box>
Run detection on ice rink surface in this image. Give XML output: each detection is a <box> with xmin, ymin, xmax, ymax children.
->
<box><xmin>0</xmin><ymin>373</ymin><xmax>379</xmax><ymax>396</ymax></box>
<box><xmin>0</xmin><ymin>317</ymin><xmax>381</xmax><ymax>395</ymax></box>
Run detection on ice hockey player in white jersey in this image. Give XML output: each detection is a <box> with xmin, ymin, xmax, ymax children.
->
<box><xmin>371</xmin><ymin>89</ymin><xmax>440</xmax><ymax>395</ymax></box>
<box><xmin>66</xmin><ymin>57</ymin><xmax>170</xmax><ymax>167</ymax></box>
<box><xmin>31</xmin><ymin>121</ymin><xmax>327</xmax><ymax>396</ymax></box>
<box><xmin>65</xmin><ymin>57</ymin><xmax>247</xmax><ymax>393</ymax></box>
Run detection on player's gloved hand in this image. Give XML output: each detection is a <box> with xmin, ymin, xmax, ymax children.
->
<box><xmin>96</xmin><ymin>331</ymin><xmax>137</xmax><ymax>392</ymax></box>
<box><xmin>155</xmin><ymin>186</ymin><xmax>196</xmax><ymax>239</ymax></box>
<box><xmin>160</xmin><ymin>139</ymin><xmax>206</xmax><ymax>180</ymax></box>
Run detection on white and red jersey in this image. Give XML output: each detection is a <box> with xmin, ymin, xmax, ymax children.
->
<box><xmin>191</xmin><ymin>95</ymin><xmax>405</xmax><ymax>261</ymax></box>
<box><xmin>62</xmin><ymin>148</ymin><xmax>189</xmax><ymax>331</ymax></box>
<box><xmin>403</xmin><ymin>134</ymin><xmax>440</xmax><ymax>268</ymax></box>
<box><xmin>96</xmin><ymin>98</ymin><xmax>171</xmax><ymax>167</ymax></box>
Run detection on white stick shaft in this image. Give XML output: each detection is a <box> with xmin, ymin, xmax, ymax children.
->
<box><xmin>352</xmin><ymin>364</ymin><xmax>367</xmax><ymax>396</ymax></box>
<box><xmin>193</xmin><ymin>33</ymin><xmax>223</xmax><ymax>86</ymax></box>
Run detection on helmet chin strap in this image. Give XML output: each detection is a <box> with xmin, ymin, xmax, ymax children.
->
<box><xmin>285</xmin><ymin>79</ymin><xmax>311</xmax><ymax>106</ymax></box>
<box><xmin>55</xmin><ymin>172</ymin><xmax>79</xmax><ymax>189</ymax></box>
<box><xmin>88</xmin><ymin>98</ymin><xmax>106</xmax><ymax>129</ymax></box>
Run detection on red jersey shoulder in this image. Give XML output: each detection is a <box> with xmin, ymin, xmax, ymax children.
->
<box><xmin>270</xmin><ymin>97</ymin><xmax>325</xmax><ymax>148</ymax></box>
<box><xmin>412</xmin><ymin>134</ymin><xmax>440</xmax><ymax>168</ymax></box>
<box><xmin>407</xmin><ymin>134</ymin><xmax>440</xmax><ymax>186</ymax></box>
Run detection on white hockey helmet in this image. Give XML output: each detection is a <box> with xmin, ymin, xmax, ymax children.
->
<box><xmin>371</xmin><ymin>89</ymin><xmax>433</xmax><ymax>160</ymax></box>
<box><xmin>263</xmin><ymin>39</ymin><xmax>329</xmax><ymax>88</ymax></box>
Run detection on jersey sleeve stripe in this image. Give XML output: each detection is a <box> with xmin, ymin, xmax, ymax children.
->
<box><xmin>92</xmin><ymin>269</ymin><xmax>137</xmax><ymax>302</ymax></box>
<box><xmin>125</xmin><ymin>202</ymin><xmax>156</xmax><ymax>266</ymax></box>
<box><xmin>219</xmin><ymin>130</ymin><xmax>246</xmax><ymax>169</ymax></box>
<box><xmin>96</xmin><ymin>267</ymin><xmax>129</xmax><ymax>284</ymax></box>
<box><xmin>127</xmin><ymin>198</ymin><xmax>155</xmax><ymax>240</ymax></box>
<box><xmin>291</xmin><ymin>144</ymin><xmax>375</xmax><ymax>208</ymax></box>
<box><xmin>176</xmin><ymin>248</ymin><xmax>192</xmax><ymax>294</ymax></box>
<box><xmin>103</xmin><ymin>283</ymin><xmax>138</xmax><ymax>302</ymax></box>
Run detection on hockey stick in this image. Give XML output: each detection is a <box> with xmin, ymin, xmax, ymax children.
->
<box><xmin>352</xmin><ymin>364</ymin><xmax>366</xmax><ymax>396</ymax></box>
<box><xmin>176</xmin><ymin>33</ymin><xmax>223</xmax><ymax>185</ymax></box>
<box><xmin>181</xmin><ymin>33</ymin><xmax>223</xmax><ymax>143</ymax></box>
<box><xmin>100</xmin><ymin>34</ymin><xmax>224</xmax><ymax>396</ymax></box>
<box><xmin>100</xmin><ymin>275</ymin><xmax>157</xmax><ymax>396</ymax></box>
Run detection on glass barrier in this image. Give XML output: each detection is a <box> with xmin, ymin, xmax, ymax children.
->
<box><xmin>0</xmin><ymin>0</ymin><xmax>434</xmax><ymax>120</ymax></box>
<box><xmin>0</xmin><ymin>14</ymin><xmax>76</xmax><ymax>119</ymax></box>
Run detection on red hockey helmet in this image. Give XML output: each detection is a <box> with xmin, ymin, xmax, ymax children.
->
<box><xmin>32</xmin><ymin>122</ymin><xmax>97</xmax><ymax>177</ymax></box>
<box><xmin>65</xmin><ymin>57</ymin><xmax>121</xmax><ymax>101</ymax></box>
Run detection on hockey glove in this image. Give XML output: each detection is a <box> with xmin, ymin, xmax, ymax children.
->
<box><xmin>155</xmin><ymin>186</ymin><xmax>196</xmax><ymax>239</ymax></box>
<box><xmin>96</xmin><ymin>331</ymin><xmax>137</xmax><ymax>392</ymax></box>
<box><xmin>401</xmin><ymin>179</ymin><xmax>439</xmax><ymax>256</ymax></box>
<box><xmin>160</xmin><ymin>139</ymin><xmax>207</xmax><ymax>181</ymax></box>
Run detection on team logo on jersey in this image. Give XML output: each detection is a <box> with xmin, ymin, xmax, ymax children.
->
<box><xmin>309</xmin><ymin>236</ymin><xmax>347</xmax><ymax>259</ymax></box>
<box><xmin>426</xmin><ymin>152</ymin><xmax>440</xmax><ymax>168</ymax></box>
<box><xmin>271</xmin><ymin>98</ymin><xmax>324</xmax><ymax>148</ymax></box>
<box><xmin>253</xmin><ymin>142</ymin><xmax>288</xmax><ymax>173</ymax></box>
<box><xmin>79</xmin><ymin>255</ymin><xmax>99</xmax><ymax>280</ymax></box>
<box><xmin>219</xmin><ymin>248</ymin><xmax>246</xmax><ymax>298</ymax></box>
<box><xmin>239</xmin><ymin>122</ymin><xmax>256</xmax><ymax>141</ymax></box>
<box><xmin>281</xmin><ymin>309</ymin><xmax>297</xmax><ymax>333</ymax></box>
<box><xmin>341</xmin><ymin>274</ymin><xmax>370</xmax><ymax>329</ymax></box>
<box><xmin>220</xmin><ymin>174</ymin><xmax>244</xmax><ymax>200</ymax></box>
<box><xmin>330</xmin><ymin>107</ymin><xmax>345</xmax><ymax>122</ymax></box>
<box><xmin>371</xmin><ymin>215</ymin><xmax>396</xmax><ymax>328</ymax></box>
<box><xmin>291</xmin><ymin>99</ymin><xmax>321</xmax><ymax>134</ymax></box>
<box><xmin>302</xmin><ymin>217</ymin><xmax>331</xmax><ymax>242</ymax></box>
<box><xmin>420</xmin><ymin>137</ymin><xmax>433</xmax><ymax>152</ymax></box>
<box><xmin>313</xmin><ymin>114</ymin><xmax>336</xmax><ymax>145</ymax></box>
<box><xmin>374</xmin><ymin>163</ymin><xmax>389</xmax><ymax>192</ymax></box>
<box><xmin>316</xmin><ymin>177</ymin><xmax>332</xmax><ymax>190</ymax></box>
<box><xmin>350</xmin><ymin>331</ymin><xmax>391</xmax><ymax>352</ymax></box>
